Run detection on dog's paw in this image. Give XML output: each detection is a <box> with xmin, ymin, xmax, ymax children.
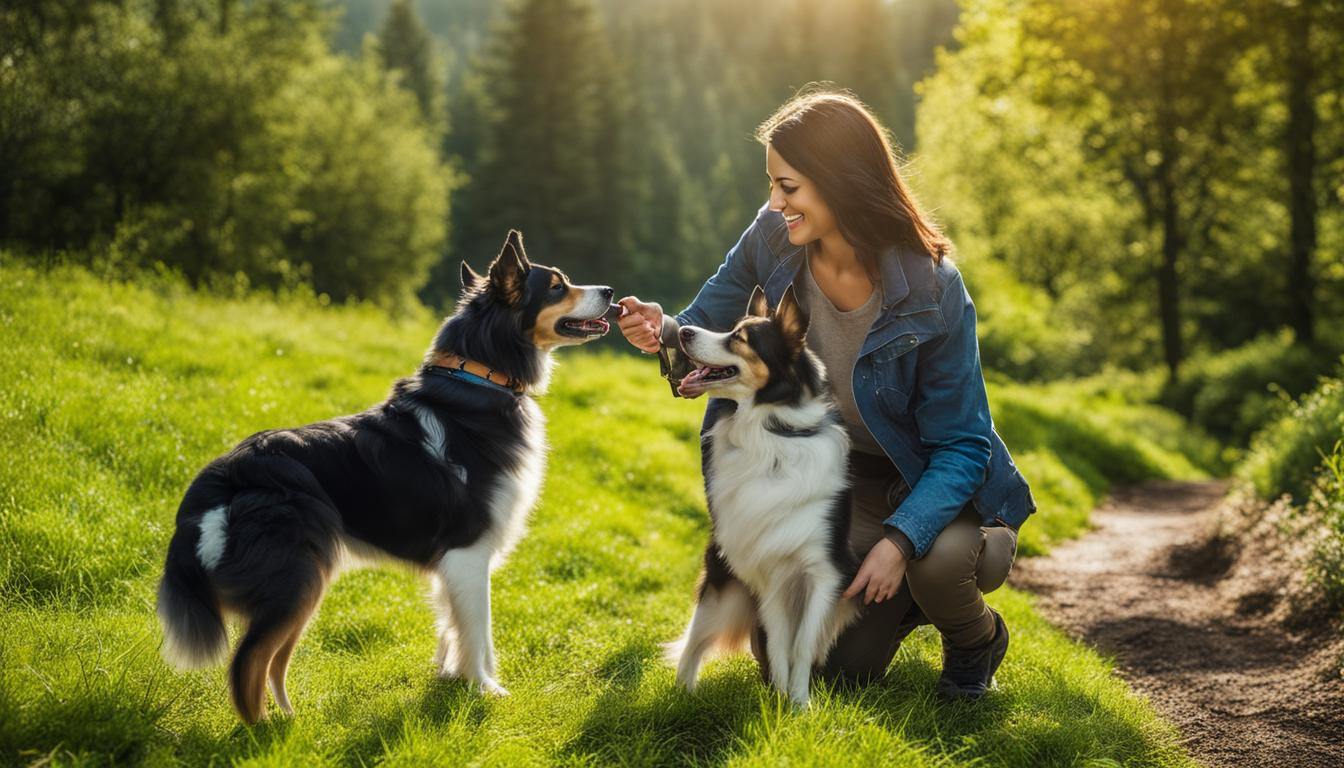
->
<box><xmin>477</xmin><ymin>678</ymin><xmax>509</xmax><ymax>697</ymax></box>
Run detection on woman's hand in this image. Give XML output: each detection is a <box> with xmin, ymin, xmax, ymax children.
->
<box><xmin>617</xmin><ymin>296</ymin><xmax>663</xmax><ymax>353</ymax></box>
<box><xmin>843</xmin><ymin>537</ymin><xmax>907</xmax><ymax>605</ymax></box>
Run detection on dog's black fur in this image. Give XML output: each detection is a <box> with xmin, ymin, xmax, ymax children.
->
<box><xmin>157</xmin><ymin>230</ymin><xmax>612</xmax><ymax>723</ymax></box>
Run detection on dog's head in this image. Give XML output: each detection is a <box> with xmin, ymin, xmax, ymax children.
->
<box><xmin>433</xmin><ymin>230</ymin><xmax>614</xmax><ymax>390</ymax></box>
<box><xmin>458</xmin><ymin>230</ymin><xmax>615</xmax><ymax>350</ymax></box>
<box><xmin>677</xmin><ymin>285</ymin><xmax>823</xmax><ymax>404</ymax></box>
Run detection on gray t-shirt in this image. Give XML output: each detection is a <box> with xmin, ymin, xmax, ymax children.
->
<box><xmin>795</xmin><ymin>257</ymin><xmax>884</xmax><ymax>455</ymax></box>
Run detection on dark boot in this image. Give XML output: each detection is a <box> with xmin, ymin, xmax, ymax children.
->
<box><xmin>936</xmin><ymin>608</ymin><xmax>1008</xmax><ymax>700</ymax></box>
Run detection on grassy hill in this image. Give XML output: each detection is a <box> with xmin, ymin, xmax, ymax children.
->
<box><xmin>0</xmin><ymin>260</ymin><xmax>1204</xmax><ymax>766</ymax></box>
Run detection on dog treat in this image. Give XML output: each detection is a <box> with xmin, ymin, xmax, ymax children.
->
<box><xmin>604</xmin><ymin>303</ymin><xmax>623</xmax><ymax>320</ymax></box>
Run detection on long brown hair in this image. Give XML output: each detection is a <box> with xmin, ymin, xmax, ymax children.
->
<box><xmin>756</xmin><ymin>89</ymin><xmax>950</xmax><ymax>266</ymax></box>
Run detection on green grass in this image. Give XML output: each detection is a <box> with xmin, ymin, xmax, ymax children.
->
<box><xmin>990</xmin><ymin>376</ymin><xmax>1219</xmax><ymax>555</ymax></box>
<box><xmin>1</xmin><ymin>260</ymin><xmax>1194</xmax><ymax>766</ymax></box>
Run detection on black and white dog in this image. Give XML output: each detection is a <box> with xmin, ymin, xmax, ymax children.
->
<box><xmin>157</xmin><ymin>231</ymin><xmax>613</xmax><ymax>723</ymax></box>
<box><xmin>666</xmin><ymin>285</ymin><xmax>859</xmax><ymax>707</ymax></box>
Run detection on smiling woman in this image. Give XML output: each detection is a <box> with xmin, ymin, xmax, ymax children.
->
<box><xmin>618</xmin><ymin>89</ymin><xmax>1034</xmax><ymax>700</ymax></box>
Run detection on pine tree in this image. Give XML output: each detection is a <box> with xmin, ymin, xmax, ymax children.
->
<box><xmin>376</xmin><ymin>0</ymin><xmax>444</xmax><ymax>133</ymax></box>
<box><xmin>457</xmin><ymin>0</ymin><xmax>635</xmax><ymax>284</ymax></box>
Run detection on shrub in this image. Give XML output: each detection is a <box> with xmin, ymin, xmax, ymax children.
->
<box><xmin>1308</xmin><ymin>441</ymin><xmax>1344</xmax><ymax>610</ymax></box>
<box><xmin>0</xmin><ymin>4</ymin><xmax>451</xmax><ymax>307</ymax></box>
<box><xmin>966</xmin><ymin>259</ymin><xmax>1095</xmax><ymax>382</ymax></box>
<box><xmin>1240</xmin><ymin>375</ymin><xmax>1344</xmax><ymax>505</ymax></box>
<box><xmin>1161</xmin><ymin>330</ymin><xmax>1339</xmax><ymax>447</ymax></box>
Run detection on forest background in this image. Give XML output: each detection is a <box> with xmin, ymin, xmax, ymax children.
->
<box><xmin>4</xmin><ymin>1</ymin><xmax>1344</xmax><ymax>762</ymax></box>
<box><xmin>5</xmin><ymin>0</ymin><xmax>1344</xmax><ymax>492</ymax></box>
<box><xmin>4</xmin><ymin>0</ymin><xmax>1343</xmax><ymax>388</ymax></box>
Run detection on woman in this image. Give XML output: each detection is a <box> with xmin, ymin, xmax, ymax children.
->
<box><xmin>619</xmin><ymin>91</ymin><xmax>1035</xmax><ymax>699</ymax></box>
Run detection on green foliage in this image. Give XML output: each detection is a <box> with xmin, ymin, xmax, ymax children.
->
<box><xmin>962</xmin><ymin>259</ymin><xmax>1095</xmax><ymax>381</ymax></box>
<box><xmin>989</xmin><ymin>377</ymin><xmax>1219</xmax><ymax>554</ymax></box>
<box><xmin>1159</xmin><ymin>330</ymin><xmax>1341</xmax><ymax>447</ymax></box>
<box><xmin>1240</xmin><ymin>374</ymin><xmax>1344</xmax><ymax>505</ymax></box>
<box><xmin>916</xmin><ymin>0</ymin><xmax>1344</xmax><ymax>379</ymax></box>
<box><xmin>450</xmin><ymin>0</ymin><xmax>636</xmax><ymax>286</ymax></box>
<box><xmin>0</xmin><ymin>262</ymin><xmax>1197</xmax><ymax>766</ymax></box>
<box><xmin>915</xmin><ymin>0</ymin><xmax>1156</xmax><ymax>375</ymax></box>
<box><xmin>1308</xmin><ymin>441</ymin><xmax>1344</xmax><ymax>610</ymax></box>
<box><xmin>0</xmin><ymin>2</ymin><xmax>451</xmax><ymax>306</ymax></box>
<box><xmin>375</xmin><ymin>0</ymin><xmax>447</xmax><ymax>134</ymax></box>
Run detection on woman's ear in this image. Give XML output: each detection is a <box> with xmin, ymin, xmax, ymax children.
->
<box><xmin>747</xmin><ymin>285</ymin><xmax>769</xmax><ymax>318</ymax></box>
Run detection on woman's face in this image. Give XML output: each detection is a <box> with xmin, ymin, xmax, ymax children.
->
<box><xmin>766</xmin><ymin>144</ymin><xmax>839</xmax><ymax>247</ymax></box>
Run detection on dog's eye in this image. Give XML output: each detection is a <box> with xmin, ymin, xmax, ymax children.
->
<box><xmin>733</xmin><ymin>330</ymin><xmax>747</xmax><ymax>343</ymax></box>
<box><xmin>550</xmin><ymin>283</ymin><xmax>564</xmax><ymax>294</ymax></box>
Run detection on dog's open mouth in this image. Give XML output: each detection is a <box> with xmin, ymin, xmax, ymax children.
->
<box><xmin>557</xmin><ymin>317</ymin><xmax>610</xmax><ymax>339</ymax></box>
<box><xmin>681</xmin><ymin>363</ymin><xmax>739</xmax><ymax>388</ymax></box>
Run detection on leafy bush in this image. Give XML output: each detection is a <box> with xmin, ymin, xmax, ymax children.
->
<box><xmin>0</xmin><ymin>3</ymin><xmax>451</xmax><ymax>306</ymax></box>
<box><xmin>1161</xmin><ymin>330</ymin><xmax>1339</xmax><ymax>447</ymax></box>
<box><xmin>1308</xmin><ymin>442</ymin><xmax>1344</xmax><ymax>610</ymax></box>
<box><xmin>1240</xmin><ymin>375</ymin><xmax>1344</xmax><ymax>504</ymax></box>
<box><xmin>966</xmin><ymin>259</ymin><xmax>1094</xmax><ymax>382</ymax></box>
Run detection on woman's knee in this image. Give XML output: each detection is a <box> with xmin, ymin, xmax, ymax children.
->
<box><xmin>975</xmin><ymin>526</ymin><xmax>1017</xmax><ymax>593</ymax></box>
<box><xmin>905</xmin><ymin>513</ymin><xmax>984</xmax><ymax>597</ymax></box>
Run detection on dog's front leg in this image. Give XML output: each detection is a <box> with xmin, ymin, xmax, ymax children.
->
<box><xmin>788</xmin><ymin>575</ymin><xmax>836</xmax><ymax>708</ymax></box>
<box><xmin>430</xmin><ymin>576</ymin><xmax>461</xmax><ymax>677</ymax></box>
<box><xmin>756</xmin><ymin>589</ymin><xmax>796</xmax><ymax>698</ymax></box>
<box><xmin>435</xmin><ymin>544</ymin><xmax>507</xmax><ymax>696</ymax></box>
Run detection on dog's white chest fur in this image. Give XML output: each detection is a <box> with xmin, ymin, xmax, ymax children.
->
<box><xmin>706</xmin><ymin>403</ymin><xmax>849</xmax><ymax>585</ymax></box>
<box><xmin>483</xmin><ymin>397</ymin><xmax>546</xmax><ymax>565</ymax></box>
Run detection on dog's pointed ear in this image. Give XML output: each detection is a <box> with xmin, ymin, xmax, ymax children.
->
<box><xmin>489</xmin><ymin>230</ymin><xmax>529</xmax><ymax>305</ymax></box>
<box><xmin>504</xmin><ymin>229</ymin><xmax>530</xmax><ymax>268</ymax></box>
<box><xmin>747</xmin><ymin>285</ymin><xmax>769</xmax><ymax>318</ymax></box>
<box><xmin>460</xmin><ymin>261</ymin><xmax>484</xmax><ymax>291</ymax></box>
<box><xmin>774</xmin><ymin>285</ymin><xmax>809</xmax><ymax>351</ymax></box>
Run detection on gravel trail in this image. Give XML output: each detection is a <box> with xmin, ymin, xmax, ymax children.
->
<box><xmin>1012</xmin><ymin>480</ymin><xmax>1344</xmax><ymax>767</ymax></box>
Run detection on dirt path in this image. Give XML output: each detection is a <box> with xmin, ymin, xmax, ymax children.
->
<box><xmin>1011</xmin><ymin>480</ymin><xmax>1344</xmax><ymax>767</ymax></box>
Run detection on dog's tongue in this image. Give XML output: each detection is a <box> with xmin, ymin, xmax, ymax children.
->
<box><xmin>678</xmin><ymin>366</ymin><xmax>711</xmax><ymax>397</ymax></box>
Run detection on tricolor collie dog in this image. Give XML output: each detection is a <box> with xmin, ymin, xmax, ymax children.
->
<box><xmin>156</xmin><ymin>230</ymin><xmax>614</xmax><ymax>723</ymax></box>
<box><xmin>667</xmin><ymin>285</ymin><xmax>859</xmax><ymax>707</ymax></box>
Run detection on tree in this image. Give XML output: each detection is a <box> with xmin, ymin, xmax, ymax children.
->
<box><xmin>916</xmin><ymin>0</ymin><xmax>1146</xmax><ymax>376</ymax></box>
<box><xmin>1252</xmin><ymin>0</ymin><xmax>1344</xmax><ymax>344</ymax></box>
<box><xmin>455</xmin><ymin>0</ymin><xmax>636</xmax><ymax>285</ymax></box>
<box><xmin>1021</xmin><ymin>0</ymin><xmax>1246</xmax><ymax>380</ymax></box>
<box><xmin>375</xmin><ymin>0</ymin><xmax>445</xmax><ymax>133</ymax></box>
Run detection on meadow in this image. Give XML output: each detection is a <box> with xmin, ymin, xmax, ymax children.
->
<box><xmin>0</xmin><ymin>260</ymin><xmax>1213</xmax><ymax>766</ymax></box>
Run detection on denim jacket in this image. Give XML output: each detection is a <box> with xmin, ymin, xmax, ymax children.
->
<box><xmin>661</xmin><ymin>205</ymin><xmax>1035</xmax><ymax>558</ymax></box>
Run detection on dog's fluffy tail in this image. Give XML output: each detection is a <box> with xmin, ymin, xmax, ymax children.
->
<box><xmin>157</xmin><ymin>515</ymin><xmax>228</xmax><ymax>670</ymax></box>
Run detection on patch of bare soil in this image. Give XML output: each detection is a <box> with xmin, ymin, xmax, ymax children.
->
<box><xmin>1012</xmin><ymin>480</ymin><xmax>1344</xmax><ymax>767</ymax></box>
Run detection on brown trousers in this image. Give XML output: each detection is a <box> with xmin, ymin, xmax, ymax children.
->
<box><xmin>752</xmin><ymin>450</ymin><xmax>1018</xmax><ymax>682</ymax></box>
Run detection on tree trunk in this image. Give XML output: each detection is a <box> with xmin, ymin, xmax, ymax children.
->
<box><xmin>218</xmin><ymin>0</ymin><xmax>233</xmax><ymax>35</ymax></box>
<box><xmin>1158</xmin><ymin>166</ymin><xmax>1183</xmax><ymax>382</ymax></box>
<box><xmin>1285</xmin><ymin>2</ymin><xmax>1317</xmax><ymax>343</ymax></box>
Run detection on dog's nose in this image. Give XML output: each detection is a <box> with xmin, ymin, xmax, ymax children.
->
<box><xmin>599</xmin><ymin>286</ymin><xmax>613</xmax><ymax>302</ymax></box>
<box><xmin>679</xmin><ymin>327</ymin><xmax>695</xmax><ymax>344</ymax></box>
